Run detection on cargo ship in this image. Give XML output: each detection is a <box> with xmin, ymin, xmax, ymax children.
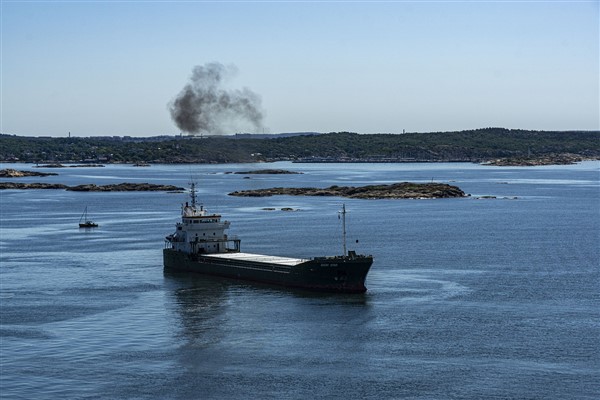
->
<box><xmin>163</xmin><ymin>183</ymin><xmax>373</xmax><ymax>293</ymax></box>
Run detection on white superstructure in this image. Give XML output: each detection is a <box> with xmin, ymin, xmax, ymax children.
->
<box><xmin>165</xmin><ymin>182</ymin><xmax>240</xmax><ymax>255</ymax></box>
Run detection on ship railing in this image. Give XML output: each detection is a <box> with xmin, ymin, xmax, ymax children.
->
<box><xmin>191</xmin><ymin>237</ymin><xmax>239</xmax><ymax>243</ymax></box>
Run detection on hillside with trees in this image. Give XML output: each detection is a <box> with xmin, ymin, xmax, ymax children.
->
<box><xmin>1</xmin><ymin>128</ymin><xmax>598</xmax><ymax>165</ymax></box>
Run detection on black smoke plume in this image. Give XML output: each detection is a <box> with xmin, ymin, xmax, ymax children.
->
<box><xmin>169</xmin><ymin>63</ymin><xmax>264</xmax><ymax>135</ymax></box>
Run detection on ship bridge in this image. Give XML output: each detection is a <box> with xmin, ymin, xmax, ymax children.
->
<box><xmin>166</xmin><ymin>198</ymin><xmax>240</xmax><ymax>255</ymax></box>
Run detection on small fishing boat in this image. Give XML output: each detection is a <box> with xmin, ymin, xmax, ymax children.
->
<box><xmin>79</xmin><ymin>206</ymin><xmax>98</xmax><ymax>228</ymax></box>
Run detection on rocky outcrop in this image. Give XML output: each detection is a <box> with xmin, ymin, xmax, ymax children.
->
<box><xmin>229</xmin><ymin>182</ymin><xmax>467</xmax><ymax>199</ymax></box>
<box><xmin>0</xmin><ymin>168</ymin><xmax>57</xmax><ymax>177</ymax></box>
<box><xmin>0</xmin><ymin>182</ymin><xmax>183</xmax><ymax>191</ymax></box>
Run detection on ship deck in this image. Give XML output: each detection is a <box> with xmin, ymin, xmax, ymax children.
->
<box><xmin>202</xmin><ymin>252</ymin><xmax>310</xmax><ymax>266</ymax></box>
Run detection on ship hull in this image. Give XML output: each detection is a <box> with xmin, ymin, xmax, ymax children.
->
<box><xmin>163</xmin><ymin>249</ymin><xmax>372</xmax><ymax>293</ymax></box>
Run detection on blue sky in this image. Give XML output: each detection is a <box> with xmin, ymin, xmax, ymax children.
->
<box><xmin>2</xmin><ymin>1</ymin><xmax>598</xmax><ymax>137</ymax></box>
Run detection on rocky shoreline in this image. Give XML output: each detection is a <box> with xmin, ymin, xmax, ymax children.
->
<box><xmin>0</xmin><ymin>182</ymin><xmax>184</xmax><ymax>191</ymax></box>
<box><xmin>229</xmin><ymin>182</ymin><xmax>467</xmax><ymax>199</ymax></box>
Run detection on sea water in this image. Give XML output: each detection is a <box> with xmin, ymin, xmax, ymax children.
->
<box><xmin>1</xmin><ymin>161</ymin><xmax>598</xmax><ymax>399</ymax></box>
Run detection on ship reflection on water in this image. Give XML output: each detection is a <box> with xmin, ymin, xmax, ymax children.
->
<box><xmin>164</xmin><ymin>270</ymin><xmax>372</xmax><ymax>343</ymax></box>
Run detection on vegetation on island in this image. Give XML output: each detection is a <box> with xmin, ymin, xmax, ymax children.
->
<box><xmin>1</xmin><ymin>128</ymin><xmax>598</xmax><ymax>165</ymax></box>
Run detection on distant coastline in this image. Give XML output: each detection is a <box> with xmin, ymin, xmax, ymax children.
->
<box><xmin>1</xmin><ymin>128</ymin><xmax>599</xmax><ymax>166</ymax></box>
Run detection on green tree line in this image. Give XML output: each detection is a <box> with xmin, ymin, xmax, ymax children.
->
<box><xmin>1</xmin><ymin>128</ymin><xmax>598</xmax><ymax>164</ymax></box>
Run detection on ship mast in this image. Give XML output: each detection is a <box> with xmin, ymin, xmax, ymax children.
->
<box><xmin>340</xmin><ymin>204</ymin><xmax>347</xmax><ymax>256</ymax></box>
<box><xmin>189</xmin><ymin>181</ymin><xmax>197</xmax><ymax>209</ymax></box>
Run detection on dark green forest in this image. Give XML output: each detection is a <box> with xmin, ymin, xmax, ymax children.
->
<box><xmin>1</xmin><ymin>128</ymin><xmax>599</xmax><ymax>164</ymax></box>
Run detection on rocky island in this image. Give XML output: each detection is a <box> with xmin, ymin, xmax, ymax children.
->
<box><xmin>0</xmin><ymin>182</ymin><xmax>184</xmax><ymax>191</ymax></box>
<box><xmin>35</xmin><ymin>164</ymin><xmax>105</xmax><ymax>168</ymax></box>
<box><xmin>66</xmin><ymin>183</ymin><xmax>184</xmax><ymax>192</ymax></box>
<box><xmin>0</xmin><ymin>182</ymin><xmax>68</xmax><ymax>190</ymax></box>
<box><xmin>483</xmin><ymin>154</ymin><xmax>598</xmax><ymax>166</ymax></box>
<box><xmin>226</xmin><ymin>169</ymin><xmax>303</xmax><ymax>175</ymax></box>
<box><xmin>0</xmin><ymin>168</ymin><xmax>58</xmax><ymax>177</ymax></box>
<box><xmin>229</xmin><ymin>182</ymin><xmax>467</xmax><ymax>199</ymax></box>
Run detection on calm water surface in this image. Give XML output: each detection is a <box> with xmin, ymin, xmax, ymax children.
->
<box><xmin>1</xmin><ymin>161</ymin><xmax>599</xmax><ymax>399</ymax></box>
